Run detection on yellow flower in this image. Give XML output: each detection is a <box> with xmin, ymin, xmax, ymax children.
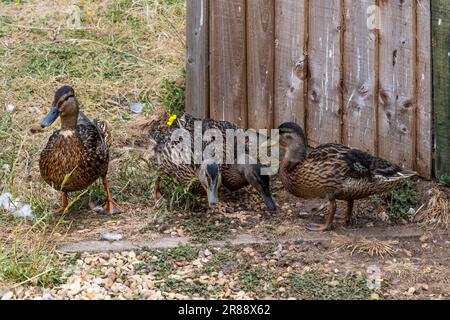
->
<box><xmin>167</xmin><ymin>114</ymin><xmax>177</xmax><ymax>127</ymax></box>
<box><xmin>86</xmin><ymin>10</ymin><xmax>92</xmax><ymax>16</ymax></box>
<box><xmin>371</xmin><ymin>293</ymin><xmax>381</xmax><ymax>300</ymax></box>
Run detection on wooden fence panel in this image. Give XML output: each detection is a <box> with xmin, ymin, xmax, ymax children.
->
<box><xmin>416</xmin><ymin>0</ymin><xmax>433</xmax><ymax>178</ymax></box>
<box><xmin>187</xmin><ymin>0</ymin><xmax>435</xmax><ymax>177</ymax></box>
<box><xmin>247</xmin><ymin>0</ymin><xmax>275</xmax><ymax>129</ymax></box>
<box><xmin>432</xmin><ymin>0</ymin><xmax>450</xmax><ymax>178</ymax></box>
<box><xmin>378</xmin><ymin>0</ymin><xmax>415</xmax><ymax>169</ymax></box>
<box><xmin>274</xmin><ymin>0</ymin><xmax>308</xmax><ymax>128</ymax></box>
<box><xmin>307</xmin><ymin>0</ymin><xmax>343</xmax><ymax>146</ymax></box>
<box><xmin>186</xmin><ymin>0</ymin><xmax>209</xmax><ymax>118</ymax></box>
<box><xmin>210</xmin><ymin>0</ymin><xmax>247</xmax><ymax>127</ymax></box>
<box><xmin>342</xmin><ymin>0</ymin><xmax>377</xmax><ymax>154</ymax></box>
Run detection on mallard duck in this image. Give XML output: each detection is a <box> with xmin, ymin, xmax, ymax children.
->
<box><xmin>39</xmin><ymin>85</ymin><xmax>123</xmax><ymax>215</ymax></box>
<box><xmin>268</xmin><ymin>122</ymin><xmax>416</xmax><ymax>231</ymax></box>
<box><xmin>178</xmin><ymin>114</ymin><xmax>276</xmax><ymax>211</ymax></box>
<box><xmin>148</xmin><ymin>115</ymin><xmax>221</xmax><ymax>206</ymax></box>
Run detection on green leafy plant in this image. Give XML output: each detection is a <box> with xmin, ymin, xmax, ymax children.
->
<box><xmin>439</xmin><ymin>175</ymin><xmax>450</xmax><ymax>188</ymax></box>
<box><xmin>160</xmin><ymin>71</ymin><xmax>186</xmax><ymax>116</ymax></box>
<box><xmin>370</xmin><ymin>180</ymin><xmax>422</xmax><ymax>223</ymax></box>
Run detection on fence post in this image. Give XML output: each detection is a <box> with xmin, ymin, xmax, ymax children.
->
<box><xmin>432</xmin><ymin>0</ymin><xmax>450</xmax><ymax>179</ymax></box>
<box><xmin>186</xmin><ymin>0</ymin><xmax>209</xmax><ymax>118</ymax></box>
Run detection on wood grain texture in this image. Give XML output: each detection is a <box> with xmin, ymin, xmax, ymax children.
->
<box><xmin>416</xmin><ymin>0</ymin><xmax>433</xmax><ymax>179</ymax></box>
<box><xmin>187</xmin><ymin>0</ymin><xmax>435</xmax><ymax>177</ymax></box>
<box><xmin>210</xmin><ymin>0</ymin><xmax>247</xmax><ymax>127</ymax></box>
<box><xmin>378</xmin><ymin>0</ymin><xmax>415</xmax><ymax>168</ymax></box>
<box><xmin>247</xmin><ymin>0</ymin><xmax>275</xmax><ymax>130</ymax></box>
<box><xmin>431</xmin><ymin>0</ymin><xmax>450</xmax><ymax>177</ymax></box>
<box><xmin>186</xmin><ymin>0</ymin><xmax>209</xmax><ymax>118</ymax></box>
<box><xmin>274</xmin><ymin>0</ymin><xmax>308</xmax><ymax>127</ymax></box>
<box><xmin>307</xmin><ymin>0</ymin><xmax>343</xmax><ymax>146</ymax></box>
<box><xmin>342</xmin><ymin>0</ymin><xmax>377</xmax><ymax>154</ymax></box>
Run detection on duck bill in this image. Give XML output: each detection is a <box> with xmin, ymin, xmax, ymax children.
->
<box><xmin>263</xmin><ymin>195</ymin><xmax>277</xmax><ymax>211</ymax></box>
<box><xmin>206</xmin><ymin>183</ymin><xmax>219</xmax><ymax>207</ymax></box>
<box><xmin>41</xmin><ymin>106</ymin><xmax>59</xmax><ymax>128</ymax></box>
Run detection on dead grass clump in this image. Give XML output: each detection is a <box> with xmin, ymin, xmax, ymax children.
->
<box><xmin>332</xmin><ymin>235</ymin><xmax>398</xmax><ymax>258</ymax></box>
<box><xmin>415</xmin><ymin>188</ymin><xmax>450</xmax><ymax>231</ymax></box>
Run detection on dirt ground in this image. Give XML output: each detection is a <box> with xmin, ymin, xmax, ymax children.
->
<box><xmin>22</xmin><ymin>178</ymin><xmax>450</xmax><ymax>299</ymax></box>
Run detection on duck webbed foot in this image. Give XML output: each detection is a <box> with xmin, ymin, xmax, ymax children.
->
<box><xmin>305</xmin><ymin>223</ymin><xmax>332</xmax><ymax>232</ymax></box>
<box><xmin>334</xmin><ymin>200</ymin><xmax>354</xmax><ymax>224</ymax></box>
<box><xmin>54</xmin><ymin>192</ymin><xmax>69</xmax><ymax>214</ymax></box>
<box><xmin>96</xmin><ymin>176</ymin><xmax>123</xmax><ymax>215</ymax></box>
<box><xmin>101</xmin><ymin>198</ymin><xmax>123</xmax><ymax>215</ymax></box>
<box><xmin>305</xmin><ymin>196</ymin><xmax>337</xmax><ymax>232</ymax></box>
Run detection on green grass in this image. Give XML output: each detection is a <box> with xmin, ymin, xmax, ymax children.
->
<box><xmin>160</xmin><ymin>71</ymin><xmax>186</xmax><ymax>116</ymax></box>
<box><xmin>179</xmin><ymin>214</ymin><xmax>232</xmax><ymax>244</ymax></box>
<box><xmin>0</xmin><ymin>0</ymin><xmax>187</xmax><ymax>289</ymax></box>
<box><xmin>370</xmin><ymin>180</ymin><xmax>422</xmax><ymax>223</ymax></box>
<box><xmin>159</xmin><ymin>278</ymin><xmax>224</xmax><ymax>298</ymax></box>
<box><xmin>0</xmin><ymin>249</ymin><xmax>64</xmax><ymax>287</ymax></box>
<box><xmin>237</xmin><ymin>265</ymin><xmax>277</xmax><ymax>293</ymax></box>
<box><xmin>0</xmin><ymin>222</ymin><xmax>66</xmax><ymax>288</ymax></box>
<box><xmin>286</xmin><ymin>271</ymin><xmax>372</xmax><ymax>300</ymax></box>
<box><xmin>135</xmin><ymin>245</ymin><xmax>198</xmax><ymax>280</ymax></box>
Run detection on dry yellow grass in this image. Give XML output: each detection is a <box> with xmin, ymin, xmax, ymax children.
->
<box><xmin>332</xmin><ymin>235</ymin><xmax>398</xmax><ymax>258</ymax></box>
<box><xmin>0</xmin><ymin>0</ymin><xmax>186</xmax><ymax>285</ymax></box>
<box><xmin>0</xmin><ymin>0</ymin><xmax>186</xmax><ymax>210</ymax></box>
<box><xmin>416</xmin><ymin>188</ymin><xmax>450</xmax><ymax>231</ymax></box>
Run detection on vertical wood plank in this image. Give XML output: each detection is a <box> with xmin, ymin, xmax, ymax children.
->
<box><xmin>416</xmin><ymin>0</ymin><xmax>433</xmax><ymax>178</ymax></box>
<box><xmin>378</xmin><ymin>0</ymin><xmax>415</xmax><ymax>168</ymax></box>
<box><xmin>342</xmin><ymin>0</ymin><xmax>377</xmax><ymax>154</ymax></box>
<box><xmin>210</xmin><ymin>0</ymin><xmax>247</xmax><ymax>127</ymax></box>
<box><xmin>307</xmin><ymin>0</ymin><xmax>343</xmax><ymax>146</ymax></box>
<box><xmin>274</xmin><ymin>0</ymin><xmax>308</xmax><ymax>128</ymax></box>
<box><xmin>247</xmin><ymin>0</ymin><xmax>275</xmax><ymax>130</ymax></box>
<box><xmin>432</xmin><ymin>0</ymin><xmax>450</xmax><ymax>178</ymax></box>
<box><xmin>186</xmin><ymin>0</ymin><xmax>209</xmax><ymax>118</ymax></box>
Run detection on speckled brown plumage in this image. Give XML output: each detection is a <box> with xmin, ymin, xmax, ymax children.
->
<box><xmin>178</xmin><ymin>114</ymin><xmax>276</xmax><ymax>211</ymax></box>
<box><xmin>276</xmin><ymin>122</ymin><xmax>416</xmax><ymax>231</ymax></box>
<box><xmin>39</xmin><ymin>116</ymin><xmax>109</xmax><ymax>192</ymax></box>
<box><xmin>39</xmin><ymin>85</ymin><xmax>122</xmax><ymax>214</ymax></box>
<box><xmin>148</xmin><ymin>114</ymin><xmax>199</xmax><ymax>185</ymax></box>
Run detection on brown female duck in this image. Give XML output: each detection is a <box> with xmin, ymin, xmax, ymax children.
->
<box><xmin>39</xmin><ymin>85</ymin><xmax>123</xmax><ymax>214</ymax></box>
<box><xmin>148</xmin><ymin>115</ymin><xmax>221</xmax><ymax>206</ymax></box>
<box><xmin>270</xmin><ymin>122</ymin><xmax>416</xmax><ymax>231</ymax></box>
<box><xmin>178</xmin><ymin>114</ymin><xmax>276</xmax><ymax>211</ymax></box>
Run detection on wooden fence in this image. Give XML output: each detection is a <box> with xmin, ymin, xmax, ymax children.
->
<box><xmin>186</xmin><ymin>0</ymin><xmax>449</xmax><ymax>179</ymax></box>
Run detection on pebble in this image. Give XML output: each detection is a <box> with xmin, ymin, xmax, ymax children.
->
<box><xmin>419</xmin><ymin>284</ymin><xmax>429</xmax><ymax>291</ymax></box>
<box><xmin>298</xmin><ymin>212</ymin><xmax>309</xmax><ymax>218</ymax></box>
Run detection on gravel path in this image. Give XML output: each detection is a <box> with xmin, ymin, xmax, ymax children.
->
<box><xmin>2</xmin><ymin>233</ymin><xmax>449</xmax><ymax>300</ymax></box>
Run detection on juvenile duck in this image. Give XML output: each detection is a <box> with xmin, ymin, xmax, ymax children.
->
<box><xmin>270</xmin><ymin>122</ymin><xmax>416</xmax><ymax>231</ymax></box>
<box><xmin>148</xmin><ymin>115</ymin><xmax>221</xmax><ymax>207</ymax></box>
<box><xmin>39</xmin><ymin>85</ymin><xmax>123</xmax><ymax>215</ymax></box>
<box><xmin>178</xmin><ymin>114</ymin><xmax>276</xmax><ymax>211</ymax></box>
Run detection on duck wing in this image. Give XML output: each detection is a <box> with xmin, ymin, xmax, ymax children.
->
<box><xmin>340</xmin><ymin>148</ymin><xmax>417</xmax><ymax>180</ymax></box>
<box><xmin>76</xmin><ymin>112</ymin><xmax>109</xmax><ymax>159</ymax></box>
